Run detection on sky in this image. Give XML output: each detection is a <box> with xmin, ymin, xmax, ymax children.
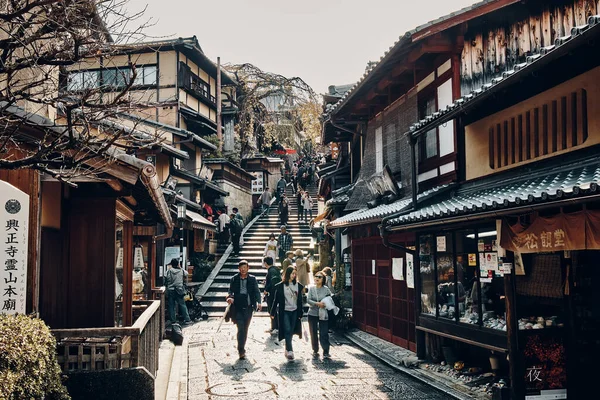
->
<box><xmin>125</xmin><ymin>0</ymin><xmax>479</xmax><ymax>94</ymax></box>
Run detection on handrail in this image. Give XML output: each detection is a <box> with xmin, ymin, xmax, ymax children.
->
<box><xmin>132</xmin><ymin>300</ymin><xmax>160</xmax><ymax>330</ymax></box>
<box><xmin>197</xmin><ymin>195</ymin><xmax>277</xmax><ymax>298</ymax></box>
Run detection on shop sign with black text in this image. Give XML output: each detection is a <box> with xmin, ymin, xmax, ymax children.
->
<box><xmin>0</xmin><ymin>181</ymin><xmax>29</xmax><ymax>315</ymax></box>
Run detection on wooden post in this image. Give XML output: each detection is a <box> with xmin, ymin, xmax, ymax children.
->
<box><xmin>122</xmin><ymin>221</ymin><xmax>133</xmax><ymax>326</ymax></box>
<box><xmin>504</xmin><ymin>251</ymin><xmax>522</xmax><ymax>399</ymax></box>
<box><xmin>216</xmin><ymin>56</ymin><xmax>222</xmax><ymax>153</ymax></box>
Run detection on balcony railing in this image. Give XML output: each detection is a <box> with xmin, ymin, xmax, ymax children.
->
<box><xmin>51</xmin><ymin>297</ymin><xmax>163</xmax><ymax>377</ymax></box>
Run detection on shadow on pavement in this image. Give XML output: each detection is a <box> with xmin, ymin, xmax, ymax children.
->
<box><xmin>213</xmin><ymin>358</ymin><xmax>258</xmax><ymax>382</ymax></box>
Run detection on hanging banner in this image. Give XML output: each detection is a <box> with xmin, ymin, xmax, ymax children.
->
<box><xmin>133</xmin><ymin>246</ymin><xmax>145</xmax><ymax>270</ymax></box>
<box><xmin>500</xmin><ymin>210</ymin><xmax>600</xmax><ymax>253</ymax></box>
<box><xmin>392</xmin><ymin>258</ymin><xmax>404</xmax><ymax>280</ymax></box>
<box><xmin>406</xmin><ymin>253</ymin><xmax>415</xmax><ymax>289</ymax></box>
<box><xmin>0</xmin><ymin>181</ymin><xmax>29</xmax><ymax>315</ymax></box>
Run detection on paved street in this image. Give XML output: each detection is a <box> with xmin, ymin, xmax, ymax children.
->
<box><xmin>183</xmin><ymin>317</ymin><xmax>453</xmax><ymax>400</ymax></box>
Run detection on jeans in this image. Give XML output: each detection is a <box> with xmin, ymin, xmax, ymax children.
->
<box><xmin>262</xmin><ymin>204</ymin><xmax>269</xmax><ymax>213</ymax></box>
<box><xmin>308</xmin><ymin>315</ymin><xmax>330</xmax><ymax>354</ymax></box>
<box><xmin>282</xmin><ymin>309</ymin><xmax>298</xmax><ymax>352</ymax></box>
<box><xmin>297</xmin><ymin>205</ymin><xmax>303</xmax><ymax>220</ymax></box>
<box><xmin>167</xmin><ymin>290</ymin><xmax>191</xmax><ymax>323</ymax></box>
<box><xmin>303</xmin><ymin>208</ymin><xmax>313</xmax><ymax>221</ymax></box>
<box><xmin>235</xmin><ymin>307</ymin><xmax>253</xmax><ymax>355</ymax></box>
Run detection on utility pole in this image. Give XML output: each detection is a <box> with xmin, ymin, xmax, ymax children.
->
<box><xmin>216</xmin><ymin>56</ymin><xmax>222</xmax><ymax>153</ymax></box>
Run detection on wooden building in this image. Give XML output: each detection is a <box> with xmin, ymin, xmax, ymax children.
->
<box><xmin>0</xmin><ymin>103</ymin><xmax>174</xmax><ymax>391</ymax></box>
<box><xmin>323</xmin><ymin>1</ymin><xmax>600</xmax><ymax>397</ymax></box>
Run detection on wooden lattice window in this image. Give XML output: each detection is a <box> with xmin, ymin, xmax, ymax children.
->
<box><xmin>489</xmin><ymin>89</ymin><xmax>588</xmax><ymax>169</ymax></box>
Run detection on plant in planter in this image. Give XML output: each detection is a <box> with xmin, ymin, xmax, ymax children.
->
<box><xmin>0</xmin><ymin>314</ymin><xmax>70</xmax><ymax>400</ymax></box>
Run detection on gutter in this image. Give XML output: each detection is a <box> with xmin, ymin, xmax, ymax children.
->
<box><xmin>386</xmin><ymin>192</ymin><xmax>600</xmax><ymax>233</ymax></box>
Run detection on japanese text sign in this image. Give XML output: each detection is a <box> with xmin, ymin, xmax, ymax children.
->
<box><xmin>0</xmin><ymin>181</ymin><xmax>29</xmax><ymax>315</ymax></box>
<box><xmin>500</xmin><ymin>210</ymin><xmax>600</xmax><ymax>253</ymax></box>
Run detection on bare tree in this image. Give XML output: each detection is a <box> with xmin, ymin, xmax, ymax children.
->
<box><xmin>0</xmin><ymin>0</ymin><xmax>157</xmax><ymax>181</ymax></box>
<box><xmin>223</xmin><ymin>63</ymin><xmax>320</xmax><ymax>158</ymax></box>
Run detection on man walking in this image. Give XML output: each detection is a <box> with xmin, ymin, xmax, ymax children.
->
<box><xmin>277</xmin><ymin>225</ymin><xmax>293</xmax><ymax>265</ymax></box>
<box><xmin>227</xmin><ymin>260</ymin><xmax>262</xmax><ymax>359</ymax></box>
<box><xmin>276</xmin><ymin>176</ymin><xmax>287</xmax><ymax>203</ymax></box>
<box><xmin>229</xmin><ymin>213</ymin><xmax>244</xmax><ymax>256</ymax></box>
<box><xmin>263</xmin><ymin>256</ymin><xmax>281</xmax><ymax>334</ymax></box>
<box><xmin>259</xmin><ymin>189</ymin><xmax>272</xmax><ymax>213</ymax></box>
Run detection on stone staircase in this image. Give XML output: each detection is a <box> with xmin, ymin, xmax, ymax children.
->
<box><xmin>202</xmin><ymin>183</ymin><xmax>319</xmax><ymax>317</ymax></box>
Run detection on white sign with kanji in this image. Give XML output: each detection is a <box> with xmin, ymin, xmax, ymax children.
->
<box><xmin>0</xmin><ymin>181</ymin><xmax>29</xmax><ymax>315</ymax></box>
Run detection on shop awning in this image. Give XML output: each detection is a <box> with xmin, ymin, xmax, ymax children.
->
<box><xmin>385</xmin><ymin>156</ymin><xmax>600</xmax><ymax>232</ymax></box>
<box><xmin>170</xmin><ymin>167</ymin><xmax>229</xmax><ymax>196</ymax></box>
<box><xmin>186</xmin><ymin>209</ymin><xmax>216</xmax><ymax>232</ymax></box>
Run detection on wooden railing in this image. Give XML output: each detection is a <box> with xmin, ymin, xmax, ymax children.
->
<box><xmin>52</xmin><ymin>299</ymin><xmax>162</xmax><ymax>378</ymax></box>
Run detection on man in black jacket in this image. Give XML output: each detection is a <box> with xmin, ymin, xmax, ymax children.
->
<box><xmin>262</xmin><ymin>256</ymin><xmax>281</xmax><ymax>334</ymax></box>
<box><xmin>227</xmin><ymin>259</ymin><xmax>262</xmax><ymax>359</ymax></box>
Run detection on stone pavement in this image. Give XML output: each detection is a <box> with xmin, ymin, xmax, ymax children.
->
<box><xmin>171</xmin><ymin>316</ymin><xmax>454</xmax><ymax>400</ymax></box>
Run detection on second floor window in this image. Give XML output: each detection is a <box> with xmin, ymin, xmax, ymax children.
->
<box><xmin>419</xmin><ymin>94</ymin><xmax>437</xmax><ymax>161</ymax></box>
<box><xmin>66</xmin><ymin>65</ymin><xmax>157</xmax><ymax>91</ymax></box>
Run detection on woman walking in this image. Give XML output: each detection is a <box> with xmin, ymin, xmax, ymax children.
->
<box><xmin>294</xmin><ymin>249</ymin><xmax>309</xmax><ymax>287</ymax></box>
<box><xmin>278</xmin><ymin>195</ymin><xmax>289</xmax><ymax>226</ymax></box>
<box><xmin>307</xmin><ymin>271</ymin><xmax>332</xmax><ymax>359</ymax></box>
<box><xmin>270</xmin><ymin>266</ymin><xmax>304</xmax><ymax>360</ymax></box>
<box><xmin>263</xmin><ymin>233</ymin><xmax>278</xmax><ymax>261</ymax></box>
<box><xmin>302</xmin><ymin>192</ymin><xmax>313</xmax><ymax>222</ymax></box>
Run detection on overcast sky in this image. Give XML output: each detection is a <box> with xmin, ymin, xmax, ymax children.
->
<box><xmin>126</xmin><ymin>0</ymin><xmax>478</xmax><ymax>94</ymax></box>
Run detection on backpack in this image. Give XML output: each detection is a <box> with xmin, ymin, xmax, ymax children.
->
<box><xmin>230</xmin><ymin>218</ymin><xmax>243</xmax><ymax>234</ymax></box>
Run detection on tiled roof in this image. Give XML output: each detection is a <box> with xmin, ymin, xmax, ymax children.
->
<box><xmin>325</xmin><ymin>183</ymin><xmax>355</xmax><ymax>207</ymax></box>
<box><xmin>385</xmin><ymin>161</ymin><xmax>600</xmax><ymax>229</ymax></box>
<box><xmin>409</xmin><ymin>15</ymin><xmax>600</xmax><ymax>137</ymax></box>
<box><xmin>326</xmin><ymin>0</ymin><xmax>513</xmax><ymax>117</ymax></box>
<box><xmin>330</xmin><ymin>185</ymin><xmax>449</xmax><ymax>228</ymax></box>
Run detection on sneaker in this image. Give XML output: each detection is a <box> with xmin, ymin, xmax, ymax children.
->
<box><xmin>312</xmin><ymin>352</ymin><xmax>319</xmax><ymax>358</ymax></box>
<box><xmin>272</xmin><ymin>329</ymin><xmax>278</xmax><ymax>335</ymax></box>
<box><xmin>323</xmin><ymin>353</ymin><xmax>331</xmax><ymax>360</ymax></box>
<box><xmin>287</xmin><ymin>351</ymin><xmax>295</xmax><ymax>360</ymax></box>
<box><xmin>182</xmin><ymin>320</ymin><xmax>193</xmax><ymax>326</ymax></box>
<box><xmin>239</xmin><ymin>352</ymin><xmax>246</xmax><ymax>360</ymax></box>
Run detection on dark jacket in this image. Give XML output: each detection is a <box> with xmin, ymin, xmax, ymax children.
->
<box><xmin>264</xmin><ymin>266</ymin><xmax>281</xmax><ymax>295</ymax></box>
<box><xmin>269</xmin><ymin>281</ymin><xmax>304</xmax><ymax>341</ymax></box>
<box><xmin>227</xmin><ymin>274</ymin><xmax>261</xmax><ymax>323</ymax></box>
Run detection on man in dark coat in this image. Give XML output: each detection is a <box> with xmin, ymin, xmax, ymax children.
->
<box><xmin>227</xmin><ymin>260</ymin><xmax>262</xmax><ymax>359</ymax></box>
<box><xmin>263</xmin><ymin>256</ymin><xmax>281</xmax><ymax>333</ymax></box>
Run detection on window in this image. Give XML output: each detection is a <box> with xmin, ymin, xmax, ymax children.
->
<box><xmin>103</xmin><ymin>67</ymin><xmax>130</xmax><ymax>88</ymax></box>
<box><xmin>375</xmin><ymin>126</ymin><xmax>383</xmax><ymax>173</ymax></box>
<box><xmin>419</xmin><ymin>235</ymin><xmax>436</xmax><ymax>316</ymax></box>
<box><xmin>133</xmin><ymin>66</ymin><xmax>157</xmax><ymax>86</ymax></box>
<box><xmin>419</xmin><ymin>228</ymin><xmax>506</xmax><ymax>331</ymax></box>
<box><xmin>67</xmin><ymin>71</ymin><xmax>100</xmax><ymax>91</ymax></box>
<box><xmin>419</xmin><ymin>95</ymin><xmax>437</xmax><ymax>161</ymax></box>
<box><xmin>488</xmin><ymin>88</ymin><xmax>588</xmax><ymax>169</ymax></box>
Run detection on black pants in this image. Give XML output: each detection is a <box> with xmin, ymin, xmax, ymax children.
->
<box><xmin>267</xmin><ymin>294</ymin><xmax>278</xmax><ymax>330</ymax></box>
<box><xmin>308</xmin><ymin>315</ymin><xmax>330</xmax><ymax>355</ymax></box>
<box><xmin>280</xmin><ymin>213</ymin><xmax>288</xmax><ymax>226</ymax></box>
<box><xmin>235</xmin><ymin>307</ymin><xmax>253</xmax><ymax>355</ymax></box>
<box><xmin>232</xmin><ymin>233</ymin><xmax>241</xmax><ymax>254</ymax></box>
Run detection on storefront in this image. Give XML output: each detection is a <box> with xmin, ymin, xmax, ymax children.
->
<box><xmin>385</xmin><ymin>171</ymin><xmax>600</xmax><ymax>399</ymax></box>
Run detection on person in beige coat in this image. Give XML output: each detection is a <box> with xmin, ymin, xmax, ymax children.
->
<box><xmin>294</xmin><ymin>249</ymin><xmax>310</xmax><ymax>287</ymax></box>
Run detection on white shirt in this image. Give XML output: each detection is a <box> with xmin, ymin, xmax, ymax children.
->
<box><xmin>218</xmin><ymin>213</ymin><xmax>230</xmax><ymax>232</ymax></box>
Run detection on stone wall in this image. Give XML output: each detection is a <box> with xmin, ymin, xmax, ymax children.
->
<box><xmin>214</xmin><ymin>179</ymin><xmax>253</xmax><ymax>223</ymax></box>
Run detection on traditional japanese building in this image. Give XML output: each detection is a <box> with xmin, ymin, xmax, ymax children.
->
<box><xmin>323</xmin><ymin>0</ymin><xmax>600</xmax><ymax>398</ymax></box>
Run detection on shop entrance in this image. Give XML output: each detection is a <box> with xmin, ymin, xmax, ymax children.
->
<box><xmin>351</xmin><ymin>233</ymin><xmax>416</xmax><ymax>350</ymax></box>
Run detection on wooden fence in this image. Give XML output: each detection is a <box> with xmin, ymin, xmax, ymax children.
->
<box><xmin>52</xmin><ymin>299</ymin><xmax>162</xmax><ymax>377</ymax></box>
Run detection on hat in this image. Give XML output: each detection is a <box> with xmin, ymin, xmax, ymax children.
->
<box><xmin>238</xmin><ymin>259</ymin><xmax>249</xmax><ymax>266</ymax></box>
<box><xmin>286</xmin><ymin>251</ymin><xmax>294</xmax><ymax>256</ymax></box>
<box><xmin>294</xmin><ymin>249</ymin><xmax>303</xmax><ymax>257</ymax></box>
<box><xmin>280</xmin><ymin>225</ymin><xmax>287</xmax><ymax>229</ymax></box>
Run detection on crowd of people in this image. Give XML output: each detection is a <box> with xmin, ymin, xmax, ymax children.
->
<box><xmin>228</xmin><ymin>256</ymin><xmax>337</xmax><ymax>362</ymax></box>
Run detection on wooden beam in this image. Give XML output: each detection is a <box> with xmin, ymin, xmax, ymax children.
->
<box><xmin>106</xmin><ymin>179</ymin><xmax>123</xmax><ymax>192</ymax></box>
